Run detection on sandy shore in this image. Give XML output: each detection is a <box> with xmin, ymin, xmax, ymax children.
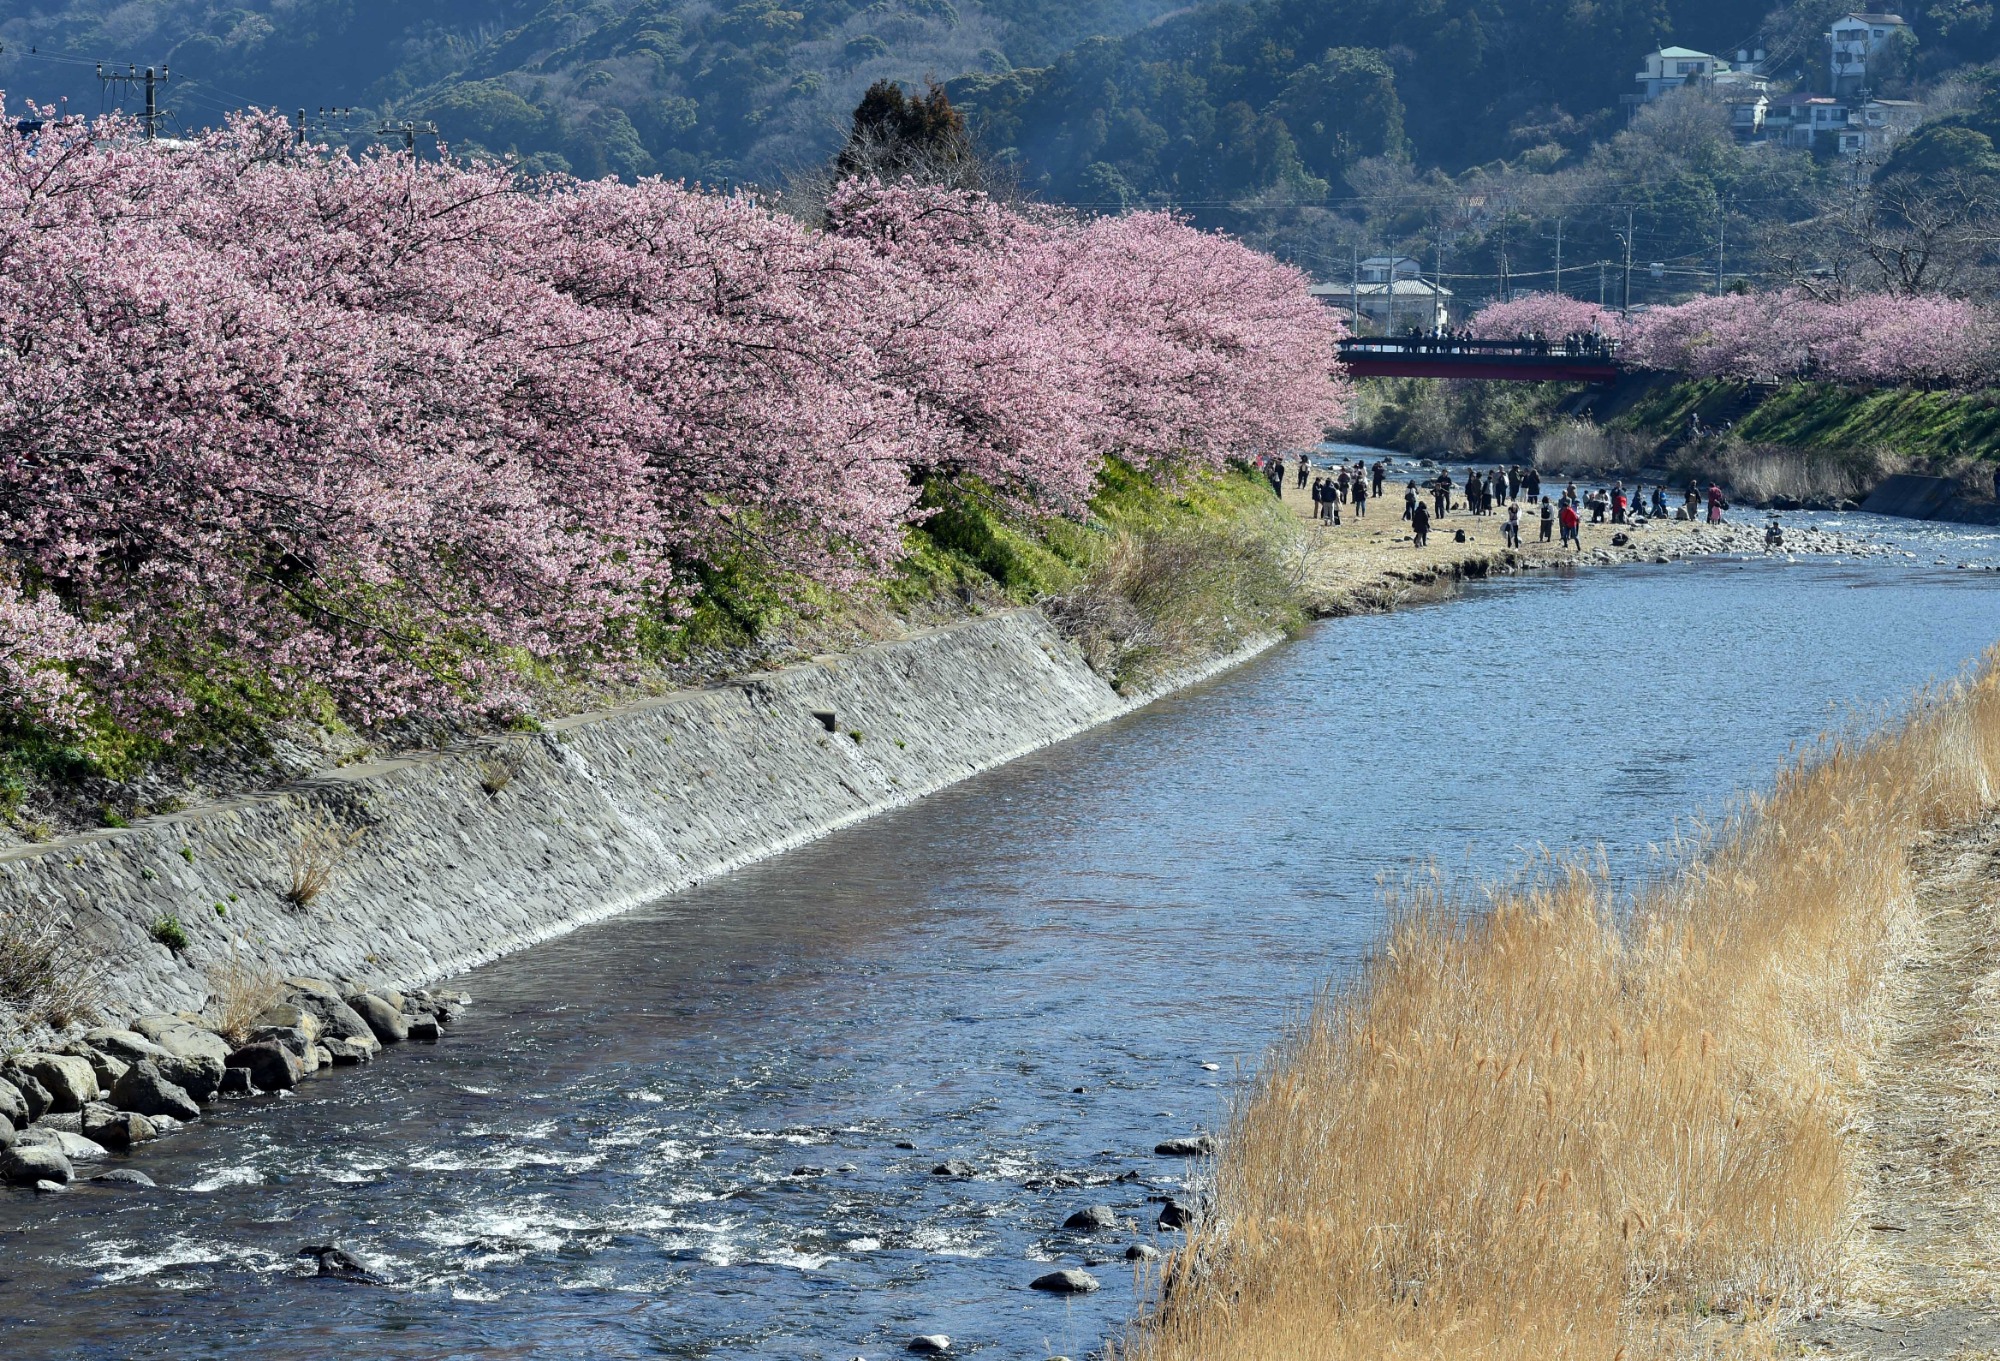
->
<box><xmin>1273</xmin><ymin>470</ymin><xmax>1795</xmax><ymax>612</ymax></box>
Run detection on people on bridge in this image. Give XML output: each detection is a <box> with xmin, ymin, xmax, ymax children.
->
<box><xmin>1539</xmin><ymin>496</ymin><xmax>1555</xmax><ymax>542</ymax></box>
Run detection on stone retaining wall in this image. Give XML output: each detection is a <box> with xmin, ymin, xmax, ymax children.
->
<box><xmin>0</xmin><ymin>610</ymin><xmax>1276</xmax><ymax>1021</ymax></box>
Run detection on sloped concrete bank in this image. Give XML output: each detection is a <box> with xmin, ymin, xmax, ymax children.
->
<box><xmin>1</xmin><ymin>608</ymin><xmax>1277</xmax><ymax>1023</ymax></box>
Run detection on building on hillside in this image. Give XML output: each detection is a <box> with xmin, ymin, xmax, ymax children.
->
<box><xmin>1837</xmin><ymin>97</ymin><xmax>1924</xmax><ymax>156</ymax></box>
<box><xmin>1726</xmin><ymin>93</ymin><xmax>1770</xmax><ymax>139</ymax></box>
<box><xmin>1761</xmin><ymin>92</ymin><xmax>1848</xmax><ymax>149</ymax></box>
<box><xmin>1310</xmin><ymin>258</ymin><xmax>1452</xmax><ymax>332</ymax></box>
<box><xmin>1633</xmin><ymin>47</ymin><xmax>1731</xmax><ymax>103</ymax></box>
<box><xmin>1827</xmin><ymin>13</ymin><xmax>1911</xmax><ymax>95</ymax></box>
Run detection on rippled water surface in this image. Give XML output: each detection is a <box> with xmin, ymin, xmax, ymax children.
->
<box><xmin>5</xmin><ymin>514</ymin><xmax>2000</xmax><ymax>1360</ymax></box>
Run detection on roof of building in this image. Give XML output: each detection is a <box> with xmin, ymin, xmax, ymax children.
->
<box><xmin>1836</xmin><ymin>12</ymin><xmax>1908</xmax><ymax>24</ymax></box>
<box><xmin>1653</xmin><ymin>46</ymin><xmax>1721</xmax><ymax>59</ymax></box>
<box><xmin>1309</xmin><ymin>279</ymin><xmax>1454</xmax><ymax>298</ymax></box>
<box><xmin>1767</xmin><ymin>92</ymin><xmax>1841</xmax><ymax>106</ymax></box>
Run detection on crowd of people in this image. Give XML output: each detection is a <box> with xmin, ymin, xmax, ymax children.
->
<box><xmin>1349</xmin><ymin>327</ymin><xmax>1617</xmax><ymax>358</ymax></box>
<box><xmin>1274</xmin><ymin>452</ymin><xmax>1733</xmax><ymax>550</ymax></box>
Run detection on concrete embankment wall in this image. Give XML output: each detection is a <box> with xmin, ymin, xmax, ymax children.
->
<box><xmin>1</xmin><ymin>610</ymin><xmax>1274</xmax><ymax>1020</ymax></box>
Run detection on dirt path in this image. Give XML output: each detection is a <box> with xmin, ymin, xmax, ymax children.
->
<box><xmin>1795</xmin><ymin>811</ymin><xmax>2000</xmax><ymax>1358</ymax></box>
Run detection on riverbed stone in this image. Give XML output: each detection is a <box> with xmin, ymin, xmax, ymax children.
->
<box><xmin>284</xmin><ymin>989</ymin><xmax>379</xmax><ymax>1053</ymax></box>
<box><xmin>107</xmin><ymin>1061</ymin><xmax>202</xmax><ymax>1122</ymax></box>
<box><xmin>251</xmin><ymin>1005</ymin><xmax>321</xmax><ymax>1043</ymax></box>
<box><xmin>0</xmin><ymin>1113</ymin><xmax>14</xmax><ymax>1148</ymax></box>
<box><xmin>228</xmin><ymin>1041</ymin><xmax>303</xmax><ymax>1092</ymax></box>
<box><xmin>155</xmin><ymin>1051</ymin><xmax>225</xmax><ymax>1102</ymax></box>
<box><xmin>1153</xmin><ymin>1135</ymin><xmax>1215</xmax><ymax>1157</ymax></box>
<box><xmin>1029</xmin><ymin>1269</ymin><xmax>1100</xmax><ymax>1294</ymax></box>
<box><xmin>247</xmin><ymin>1025</ymin><xmax>313</xmax><ymax>1059</ymax></box>
<box><xmin>1125</xmin><ymin>1243</ymin><xmax>1161</xmax><ymax>1261</ymax></box>
<box><xmin>406</xmin><ymin>1016</ymin><xmax>442</xmax><ymax>1042</ymax></box>
<box><xmin>26</xmin><ymin>1129</ymin><xmax>110</xmax><ymax>1162</ymax></box>
<box><xmin>1157</xmin><ymin>1198</ymin><xmax>1197</xmax><ymax>1230</ymax></box>
<box><xmin>906</xmin><ymin>1336</ymin><xmax>951</xmax><ymax>1354</ymax></box>
<box><xmin>22</xmin><ymin>1053</ymin><xmax>100</xmax><ymax>1112</ymax></box>
<box><xmin>0</xmin><ymin>1079</ymin><xmax>27</xmax><ymax>1128</ymax></box>
<box><xmin>91</xmin><ymin>1168</ymin><xmax>157</xmax><ymax>1188</ymax></box>
<box><xmin>82</xmin><ymin>1028</ymin><xmax>171</xmax><ymax>1065</ymax></box>
<box><xmin>931</xmin><ymin>1160</ymin><xmax>975</xmax><ymax>1178</ymax></box>
<box><xmin>218</xmin><ymin>1067</ymin><xmax>254</xmax><ymax>1097</ymax></box>
<box><xmin>1</xmin><ymin>1067</ymin><xmax>53</xmax><ymax>1123</ymax></box>
<box><xmin>82</xmin><ymin>1103</ymin><xmax>156</xmax><ymax>1150</ymax></box>
<box><xmin>1063</xmin><ymin>1205</ymin><xmax>1118</xmax><ymax>1231</ymax></box>
<box><xmin>150</xmin><ymin>1025</ymin><xmax>232</xmax><ymax>1066</ymax></box>
<box><xmin>344</xmin><ymin>991</ymin><xmax>408</xmax><ymax>1044</ymax></box>
<box><xmin>0</xmin><ymin>1143</ymin><xmax>72</xmax><ymax>1187</ymax></box>
<box><xmin>57</xmin><ymin>1040</ymin><xmax>129</xmax><ymax>1089</ymax></box>
<box><xmin>320</xmin><ymin>1035</ymin><xmax>376</xmax><ymax>1065</ymax></box>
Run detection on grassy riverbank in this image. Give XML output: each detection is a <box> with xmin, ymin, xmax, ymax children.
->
<box><xmin>1345</xmin><ymin>374</ymin><xmax>2000</xmax><ymax>505</ymax></box>
<box><xmin>1131</xmin><ymin>650</ymin><xmax>2000</xmax><ymax>1359</ymax></box>
<box><xmin>0</xmin><ymin>462</ymin><xmax>1303</xmax><ymax>847</ymax></box>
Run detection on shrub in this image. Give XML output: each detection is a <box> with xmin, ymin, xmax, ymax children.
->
<box><xmin>148</xmin><ymin>914</ymin><xmax>189</xmax><ymax>953</ymax></box>
<box><xmin>0</xmin><ymin>903</ymin><xmax>98</xmax><ymax>1042</ymax></box>
<box><xmin>283</xmin><ymin>812</ymin><xmax>368</xmax><ymax>909</ymax></box>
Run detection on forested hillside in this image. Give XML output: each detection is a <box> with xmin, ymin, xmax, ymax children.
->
<box><xmin>0</xmin><ymin>0</ymin><xmax>1178</xmax><ymax>182</ymax></box>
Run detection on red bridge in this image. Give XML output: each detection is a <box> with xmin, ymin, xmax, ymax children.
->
<box><xmin>1337</xmin><ymin>336</ymin><xmax>1622</xmax><ymax>384</ymax></box>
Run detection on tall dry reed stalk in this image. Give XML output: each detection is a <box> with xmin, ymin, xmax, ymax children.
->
<box><xmin>1130</xmin><ymin>653</ymin><xmax>2000</xmax><ymax>1361</ymax></box>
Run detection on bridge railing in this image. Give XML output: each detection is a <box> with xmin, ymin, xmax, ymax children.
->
<box><xmin>1337</xmin><ymin>336</ymin><xmax>1621</xmax><ymax>361</ymax></box>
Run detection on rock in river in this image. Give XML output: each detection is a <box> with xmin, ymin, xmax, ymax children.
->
<box><xmin>107</xmin><ymin>1061</ymin><xmax>202</xmax><ymax>1122</ymax></box>
<box><xmin>227</xmin><ymin>1041</ymin><xmax>303</xmax><ymax>1092</ymax></box>
<box><xmin>930</xmin><ymin>1160</ymin><xmax>975</xmax><ymax>1178</ymax></box>
<box><xmin>90</xmin><ymin>1168</ymin><xmax>157</xmax><ymax>1188</ymax></box>
<box><xmin>1030</xmin><ymin>1269</ymin><xmax>1100</xmax><ymax>1294</ymax></box>
<box><xmin>81</xmin><ymin>1103</ymin><xmax>156</xmax><ymax>1151</ymax></box>
<box><xmin>1125</xmin><ymin>1243</ymin><xmax>1162</xmax><ymax>1261</ymax></box>
<box><xmin>1157</xmin><ymin>1198</ymin><xmax>1197</xmax><ymax>1230</ymax></box>
<box><xmin>0</xmin><ymin>1143</ymin><xmax>72</xmax><ymax>1187</ymax></box>
<box><xmin>344</xmin><ymin>992</ymin><xmax>409</xmax><ymax>1045</ymax></box>
<box><xmin>1062</xmin><ymin>1205</ymin><xmax>1117</xmax><ymax>1231</ymax></box>
<box><xmin>906</xmin><ymin>1336</ymin><xmax>951</xmax><ymax>1354</ymax></box>
<box><xmin>1153</xmin><ymin>1135</ymin><xmax>1215</xmax><ymax>1157</ymax></box>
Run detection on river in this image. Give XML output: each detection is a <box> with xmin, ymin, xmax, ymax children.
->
<box><xmin>4</xmin><ymin>513</ymin><xmax>1999</xmax><ymax>1360</ymax></box>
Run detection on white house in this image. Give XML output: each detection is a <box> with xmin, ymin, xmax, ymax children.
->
<box><xmin>1837</xmin><ymin>97</ymin><xmax>1923</xmax><ymax>156</ymax></box>
<box><xmin>1827</xmin><ymin>13</ymin><xmax>1910</xmax><ymax>94</ymax></box>
<box><xmin>1634</xmin><ymin>47</ymin><xmax>1731</xmax><ymax>103</ymax></box>
<box><xmin>1310</xmin><ymin>258</ymin><xmax>1452</xmax><ymax>332</ymax></box>
<box><xmin>1761</xmin><ymin>93</ymin><xmax>1848</xmax><ymax>148</ymax></box>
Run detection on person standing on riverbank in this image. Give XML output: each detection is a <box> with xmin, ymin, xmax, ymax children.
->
<box><xmin>1707</xmin><ymin>483</ymin><xmax>1727</xmax><ymax>523</ymax></box>
<box><xmin>1539</xmin><ymin>496</ymin><xmax>1555</xmax><ymax>542</ymax></box>
<box><xmin>1503</xmin><ymin>501</ymin><xmax>1521</xmax><ymax>547</ymax></box>
<box><xmin>1353</xmin><ymin>476</ymin><xmax>1368</xmax><ymax>518</ymax></box>
<box><xmin>1296</xmin><ymin>452</ymin><xmax>1311</xmax><ymax>489</ymax></box>
<box><xmin>1372</xmin><ymin>461</ymin><xmax>1386</xmax><ymax>498</ymax></box>
<box><xmin>1611</xmin><ymin>484</ymin><xmax>1627</xmax><ymax>525</ymax></box>
<box><xmin>1412</xmin><ymin>499</ymin><xmax>1431</xmax><ymax>547</ymax></box>
<box><xmin>1559</xmin><ymin>497</ymin><xmax>1581</xmax><ymax>549</ymax></box>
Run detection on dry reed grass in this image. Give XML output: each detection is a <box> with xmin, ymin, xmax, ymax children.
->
<box><xmin>283</xmin><ymin>810</ymin><xmax>368</xmax><ymax>909</ymax></box>
<box><xmin>1129</xmin><ymin>653</ymin><xmax>2000</xmax><ymax>1361</ymax></box>
<box><xmin>1533</xmin><ymin>420</ymin><xmax>1660</xmax><ymax>475</ymax></box>
<box><xmin>0</xmin><ymin>902</ymin><xmax>98</xmax><ymax>1044</ymax></box>
<box><xmin>204</xmin><ymin>943</ymin><xmax>283</xmax><ymax>1045</ymax></box>
<box><xmin>1675</xmin><ymin>441</ymin><xmax>1899</xmax><ymax>506</ymax></box>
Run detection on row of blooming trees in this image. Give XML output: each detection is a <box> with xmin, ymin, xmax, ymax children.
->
<box><xmin>1470</xmin><ymin>290</ymin><xmax>2000</xmax><ymax>389</ymax></box>
<box><xmin>0</xmin><ymin>108</ymin><xmax>1346</xmax><ymax>737</ymax></box>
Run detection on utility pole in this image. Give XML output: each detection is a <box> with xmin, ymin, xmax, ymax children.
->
<box><xmin>1350</xmin><ymin>243</ymin><xmax>1359</xmax><ymax>334</ymax></box>
<box><xmin>1498</xmin><ymin>220</ymin><xmax>1511</xmax><ymax>303</ymax></box>
<box><xmin>97</xmin><ymin>64</ymin><xmax>170</xmax><ymax>139</ymax></box>
<box><xmin>1599</xmin><ymin>261</ymin><xmax>1607</xmax><ymax>307</ymax></box>
<box><xmin>1716</xmin><ymin>196</ymin><xmax>1730</xmax><ymax>292</ymax></box>
<box><xmin>1618</xmin><ymin>205</ymin><xmax>1636</xmax><ymax>316</ymax></box>
<box><xmin>1553</xmin><ymin>216</ymin><xmax>1564</xmax><ymax>297</ymax></box>
<box><xmin>375</xmin><ymin>119</ymin><xmax>439</xmax><ymax>157</ymax></box>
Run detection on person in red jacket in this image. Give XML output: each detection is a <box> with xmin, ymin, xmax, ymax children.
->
<box><xmin>1559</xmin><ymin>497</ymin><xmax>1581</xmax><ymax>549</ymax></box>
<box><xmin>1707</xmin><ymin>483</ymin><xmax>1726</xmax><ymax>523</ymax></box>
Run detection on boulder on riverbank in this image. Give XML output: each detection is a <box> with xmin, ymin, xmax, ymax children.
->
<box><xmin>227</xmin><ymin>1042</ymin><xmax>303</xmax><ymax>1092</ymax></box>
<box><xmin>1062</xmin><ymin>1205</ymin><xmax>1118</xmax><ymax>1231</ymax></box>
<box><xmin>1154</xmin><ymin>1135</ymin><xmax>1215</xmax><ymax>1157</ymax></box>
<box><xmin>107</xmin><ymin>1061</ymin><xmax>201</xmax><ymax>1122</ymax></box>
<box><xmin>0</xmin><ymin>1143</ymin><xmax>72</xmax><ymax>1187</ymax></box>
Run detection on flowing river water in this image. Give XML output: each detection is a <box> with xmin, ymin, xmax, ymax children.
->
<box><xmin>6</xmin><ymin>512</ymin><xmax>2000</xmax><ymax>1360</ymax></box>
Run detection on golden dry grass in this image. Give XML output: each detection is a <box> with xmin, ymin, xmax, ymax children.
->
<box><xmin>1129</xmin><ymin>652</ymin><xmax>2000</xmax><ymax>1361</ymax></box>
